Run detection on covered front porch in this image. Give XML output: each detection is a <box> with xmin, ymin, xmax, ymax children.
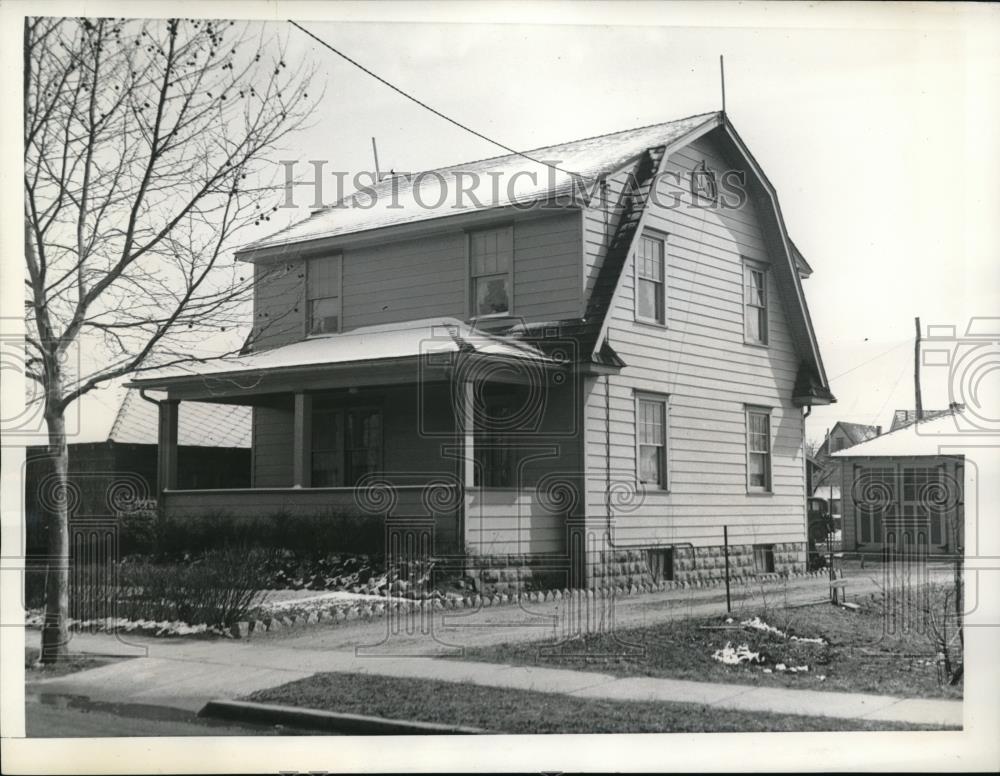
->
<box><xmin>131</xmin><ymin>319</ymin><xmax>581</xmax><ymax>556</ymax></box>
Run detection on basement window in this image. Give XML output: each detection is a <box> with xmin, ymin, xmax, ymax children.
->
<box><xmin>645</xmin><ymin>548</ymin><xmax>674</xmax><ymax>582</ymax></box>
<box><xmin>753</xmin><ymin>544</ymin><xmax>775</xmax><ymax>574</ymax></box>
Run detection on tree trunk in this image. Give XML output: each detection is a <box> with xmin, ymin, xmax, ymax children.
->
<box><xmin>40</xmin><ymin>406</ymin><xmax>70</xmax><ymax>664</ymax></box>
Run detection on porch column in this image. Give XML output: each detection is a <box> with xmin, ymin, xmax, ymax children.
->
<box><xmin>157</xmin><ymin>399</ymin><xmax>179</xmax><ymax>493</ymax></box>
<box><xmin>292</xmin><ymin>392</ymin><xmax>313</xmax><ymax>488</ymax></box>
<box><xmin>461</xmin><ymin>380</ymin><xmax>476</xmax><ymax>488</ymax></box>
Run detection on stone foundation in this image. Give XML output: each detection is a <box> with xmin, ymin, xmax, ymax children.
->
<box><xmin>458</xmin><ymin>542</ymin><xmax>807</xmax><ymax>594</ymax></box>
<box><xmin>459</xmin><ymin>553</ymin><xmax>570</xmax><ymax>594</ymax></box>
<box><xmin>587</xmin><ymin>543</ymin><xmax>807</xmax><ymax>589</ymax></box>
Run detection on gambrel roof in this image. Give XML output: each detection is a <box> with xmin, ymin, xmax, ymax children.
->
<box><xmin>222</xmin><ymin>112</ymin><xmax>834</xmax><ymax>404</ymax></box>
<box><xmin>239</xmin><ymin>112</ymin><xmax>718</xmax><ymax>256</ymax></box>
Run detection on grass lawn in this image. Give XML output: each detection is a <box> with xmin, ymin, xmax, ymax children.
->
<box><xmin>246</xmin><ymin>672</ymin><xmax>953</xmax><ymax>733</ymax></box>
<box><xmin>24</xmin><ymin>647</ymin><xmax>116</xmax><ymax>679</ymax></box>
<box><xmin>462</xmin><ymin>602</ymin><xmax>962</xmax><ymax>700</ymax></box>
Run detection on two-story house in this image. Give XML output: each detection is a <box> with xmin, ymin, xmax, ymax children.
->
<box><xmin>132</xmin><ymin>111</ymin><xmax>835</xmax><ymax>589</ymax></box>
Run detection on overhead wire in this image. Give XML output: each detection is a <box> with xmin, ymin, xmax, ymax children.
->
<box><xmin>287</xmin><ymin>21</ymin><xmax>583</xmax><ymax>179</ymax></box>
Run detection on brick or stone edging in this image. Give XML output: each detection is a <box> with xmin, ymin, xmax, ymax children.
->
<box><xmin>234</xmin><ymin>568</ymin><xmax>832</xmax><ymax>639</ymax></box>
<box><xmin>199</xmin><ymin>699</ymin><xmax>485</xmax><ymax>735</ymax></box>
<box><xmin>25</xmin><ymin>568</ymin><xmax>832</xmax><ymax>640</ymax></box>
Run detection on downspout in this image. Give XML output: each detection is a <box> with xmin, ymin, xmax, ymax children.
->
<box><xmin>605</xmin><ymin>373</ymin><xmax>611</xmax><ymax>531</ymax></box>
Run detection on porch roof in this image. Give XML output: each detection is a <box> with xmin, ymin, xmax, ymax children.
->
<box><xmin>128</xmin><ymin>317</ymin><xmax>558</xmax><ymax>392</ymax></box>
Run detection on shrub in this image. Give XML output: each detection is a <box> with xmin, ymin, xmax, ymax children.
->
<box><xmin>153</xmin><ymin>510</ymin><xmax>385</xmax><ymax>559</ymax></box>
<box><xmin>68</xmin><ymin>548</ymin><xmax>276</xmax><ymax>627</ymax></box>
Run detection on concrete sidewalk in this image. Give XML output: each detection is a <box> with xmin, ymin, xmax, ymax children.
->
<box><xmin>27</xmin><ymin>633</ymin><xmax>962</xmax><ymax>728</ymax></box>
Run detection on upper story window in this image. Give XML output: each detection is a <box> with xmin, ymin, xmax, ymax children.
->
<box><xmin>469</xmin><ymin>226</ymin><xmax>513</xmax><ymax>317</ymax></box>
<box><xmin>743</xmin><ymin>258</ymin><xmax>768</xmax><ymax>346</ymax></box>
<box><xmin>691</xmin><ymin>160</ymin><xmax>718</xmax><ymax>203</ymax></box>
<box><xmin>635</xmin><ymin>235</ymin><xmax>666</xmax><ymax>325</ymax></box>
<box><xmin>636</xmin><ymin>392</ymin><xmax>669</xmax><ymax>489</ymax></box>
<box><xmin>746</xmin><ymin>405</ymin><xmax>772</xmax><ymax>493</ymax></box>
<box><xmin>308</xmin><ymin>255</ymin><xmax>342</xmax><ymax>336</ymax></box>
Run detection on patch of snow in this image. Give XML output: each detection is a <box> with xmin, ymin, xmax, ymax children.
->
<box><xmin>740</xmin><ymin>616</ymin><xmax>827</xmax><ymax>645</ymax></box>
<box><xmin>262</xmin><ymin>590</ymin><xmax>410</xmax><ymax>610</ymax></box>
<box><xmin>712</xmin><ymin>642</ymin><xmax>764</xmax><ymax>665</ymax></box>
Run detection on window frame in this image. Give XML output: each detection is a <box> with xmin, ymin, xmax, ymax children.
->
<box><xmin>472</xmin><ymin>385</ymin><xmax>520</xmax><ymax>488</ymax></box>
<box><xmin>753</xmin><ymin>543</ymin><xmax>776</xmax><ymax>573</ymax></box>
<box><xmin>742</xmin><ymin>257</ymin><xmax>769</xmax><ymax>347</ymax></box>
<box><xmin>634</xmin><ymin>391</ymin><xmax>670</xmax><ymax>491</ymax></box>
<box><xmin>467</xmin><ymin>224</ymin><xmax>515</xmax><ymax>319</ymax></box>
<box><xmin>745</xmin><ymin>405</ymin><xmax>773</xmax><ymax>494</ymax></box>
<box><xmin>634</xmin><ymin>232</ymin><xmax>667</xmax><ymax>326</ymax></box>
<box><xmin>306</xmin><ymin>254</ymin><xmax>343</xmax><ymax>338</ymax></box>
<box><xmin>310</xmin><ymin>401</ymin><xmax>383</xmax><ymax>487</ymax></box>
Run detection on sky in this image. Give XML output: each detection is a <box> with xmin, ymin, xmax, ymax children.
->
<box><xmin>16</xmin><ymin>2</ymin><xmax>999</xmax><ymax>446</ymax></box>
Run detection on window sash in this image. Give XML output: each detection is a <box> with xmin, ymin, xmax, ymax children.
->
<box><xmin>469</xmin><ymin>227</ymin><xmax>513</xmax><ymax>316</ymax></box>
<box><xmin>308</xmin><ymin>256</ymin><xmax>341</xmax><ymax>300</ymax></box>
<box><xmin>636</xmin><ymin>237</ymin><xmax>666</xmax><ymax>324</ymax></box>
<box><xmin>309</xmin><ymin>297</ymin><xmax>340</xmax><ymax>336</ymax></box>
<box><xmin>636</xmin><ymin>396</ymin><xmax>668</xmax><ymax>488</ymax></box>
<box><xmin>307</xmin><ymin>255</ymin><xmax>342</xmax><ymax>335</ymax></box>
<box><xmin>743</xmin><ymin>263</ymin><xmax>768</xmax><ymax>344</ymax></box>
<box><xmin>746</xmin><ymin>409</ymin><xmax>772</xmax><ymax>491</ymax></box>
<box><xmin>473</xmin><ymin>393</ymin><xmax>518</xmax><ymax>488</ymax></box>
<box><xmin>473</xmin><ymin>274</ymin><xmax>510</xmax><ymax>316</ymax></box>
<box><xmin>637</xmin><ymin>237</ymin><xmax>664</xmax><ymax>281</ymax></box>
<box><xmin>310</xmin><ymin>406</ymin><xmax>382</xmax><ymax>487</ymax></box>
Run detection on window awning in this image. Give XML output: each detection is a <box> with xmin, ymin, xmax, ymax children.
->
<box><xmin>129</xmin><ymin>318</ymin><xmax>563</xmax><ymax>400</ymax></box>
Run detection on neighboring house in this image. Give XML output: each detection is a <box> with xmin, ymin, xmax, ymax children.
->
<box><xmin>820</xmin><ymin>421</ymin><xmax>882</xmax><ymax>455</ymax></box>
<box><xmin>132</xmin><ymin>111</ymin><xmax>835</xmax><ymax>589</ymax></box>
<box><xmin>25</xmin><ymin>390</ymin><xmax>251</xmax><ymax>552</ymax></box>
<box><xmin>832</xmin><ymin>409</ymin><xmax>965</xmax><ymax>557</ymax></box>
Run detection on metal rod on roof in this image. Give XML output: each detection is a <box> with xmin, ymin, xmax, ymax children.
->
<box><xmin>914</xmin><ymin>316</ymin><xmax>924</xmax><ymax>421</ymax></box>
<box><xmin>720</xmin><ymin>55</ymin><xmax>726</xmax><ymax>115</ymax></box>
<box><xmin>371</xmin><ymin>137</ymin><xmax>382</xmax><ymax>182</ymax></box>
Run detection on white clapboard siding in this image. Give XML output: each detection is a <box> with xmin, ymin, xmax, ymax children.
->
<box><xmin>581</xmin><ymin>134</ymin><xmax>807</xmax><ymax>548</ymax></box>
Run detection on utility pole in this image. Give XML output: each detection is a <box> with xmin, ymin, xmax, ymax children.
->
<box><xmin>914</xmin><ymin>316</ymin><xmax>924</xmax><ymax>421</ymax></box>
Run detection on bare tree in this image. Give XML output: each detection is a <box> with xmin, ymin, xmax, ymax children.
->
<box><xmin>23</xmin><ymin>16</ymin><xmax>316</xmax><ymax>662</ymax></box>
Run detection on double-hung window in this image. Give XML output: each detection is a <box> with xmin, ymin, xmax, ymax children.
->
<box><xmin>308</xmin><ymin>255</ymin><xmax>342</xmax><ymax>336</ymax></box>
<box><xmin>473</xmin><ymin>386</ymin><xmax>519</xmax><ymax>488</ymax></box>
<box><xmin>469</xmin><ymin>226</ymin><xmax>513</xmax><ymax>317</ymax></box>
<box><xmin>746</xmin><ymin>406</ymin><xmax>772</xmax><ymax>492</ymax></box>
<box><xmin>743</xmin><ymin>258</ymin><xmax>768</xmax><ymax>345</ymax></box>
<box><xmin>636</xmin><ymin>235</ymin><xmax>666</xmax><ymax>325</ymax></box>
<box><xmin>311</xmin><ymin>403</ymin><xmax>382</xmax><ymax>487</ymax></box>
<box><xmin>636</xmin><ymin>393</ymin><xmax>669</xmax><ymax>489</ymax></box>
